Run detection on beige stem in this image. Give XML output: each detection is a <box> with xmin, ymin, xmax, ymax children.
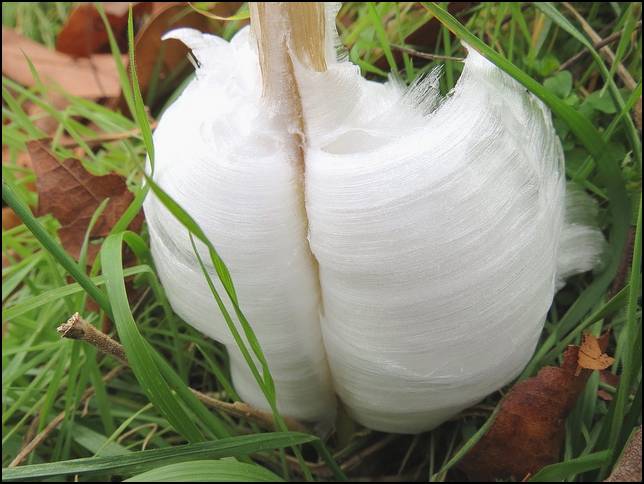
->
<box><xmin>248</xmin><ymin>2</ymin><xmax>328</xmax><ymax>163</ymax></box>
<box><xmin>250</xmin><ymin>2</ymin><xmax>327</xmax><ymax>93</ymax></box>
<box><xmin>562</xmin><ymin>2</ymin><xmax>637</xmax><ymax>90</ymax></box>
<box><xmin>57</xmin><ymin>313</ymin><xmax>308</xmax><ymax>433</ymax></box>
<box><xmin>248</xmin><ymin>3</ymin><xmax>329</xmax><ymax>312</ymax></box>
<box><xmin>9</xmin><ymin>366</ymin><xmax>125</xmax><ymax>468</ymax></box>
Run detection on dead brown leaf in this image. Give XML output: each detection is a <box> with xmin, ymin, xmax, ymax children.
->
<box><xmin>118</xmin><ymin>2</ymin><xmax>244</xmax><ymax>109</ymax></box>
<box><xmin>2</xmin><ymin>145</ymin><xmax>33</xmax><ymax>171</ymax></box>
<box><xmin>56</xmin><ymin>3</ymin><xmax>152</xmax><ymax>58</ymax></box>
<box><xmin>577</xmin><ymin>333</ymin><xmax>615</xmax><ymax>373</ymax></box>
<box><xmin>2</xmin><ymin>207</ymin><xmax>21</xmax><ymax>230</ymax></box>
<box><xmin>25</xmin><ymin>91</ymin><xmax>69</xmax><ymax>135</ymax></box>
<box><xmin>2</xmin><ymin>27</ymin><xmax>121</xmax><ymax>99</ymax></box>
<box><xmin>404</xmin><ymin>2</ymin><xmax>473</xmax><ymax>47</ymax></box>
<box><xmin>459</xmin><ymin>344</ymin><xmax>606</xmax><ymax>481</ymax></box>
<box><xmin>597</xmin><ymin>389</ymin><xmax>613</xmax><ymax>401</ymax></box>
<box><xmin>27</xmin><ymin>139</ymin><xmax>143</xmax><ymax>263</ymax></box>
<box><xmin>3</xmin><ymin>146</ymin><xmax>35</xmax><ymax>192</ymax></box>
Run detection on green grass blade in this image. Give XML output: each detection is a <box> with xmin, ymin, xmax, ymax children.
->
<box><xmin>85</xmin><ymin>349</ymin><xmax>116</xmax><ymax>435</ymax></box>
<box><xmin>124</xmin><ymin>459</ymin><xmax>284</xmax><ymax>482</ymax></box>
<box><xmin>77</xmin><ymin>198</ymin><xmax>109</xmax><ymax>274</ymax></box>
<box><xmin>1</xmin><ymin>85</ymin><xmax>45</xmax><ymax>138</ymax></box>
<box><xmin>1</xmin><ymin>432</ymin><xmax>316</xmax><ymax>481</ymax></box>
<box><xmin>101</xmin><ymin>232</ymin><xmax>204</xmax><ymax>443</ymax></box>
<box><xmin>143</xmin><ymin>177</ymin><xmax>266</xmax><ymax>391</ymax></box>
<box><xmin>150</xmin><ymin>349</ymin><xmax>231</xmax><ymax>440</ymax></box>
<box><xmin>143</xmin><ymin>178</ymin><xmax>326</xmax><ymax>480</ymax></box>
<box><xmin>618</xmin><ymin>383</ymin><xmax>642</xmax><ymax>452</ymax></box>
<box><xmin>127</xmin><ymin>6</ymin><xmax>154</xmax><ymax>168</ymax></box>
<box><xmin>1</xmin><ymin>253</ymin><xmax>43</xmax><ymax>303</ymax></box>
<box><xmin>422</xmin><ymin>1</ymin><xmax>631</xmax><ymax>376</ymax></box>
<box><xmin>2</xmin><ymin>178</ymin><xmax>112</xmax><ymax>316</ymax></box>
<box><xmin>72</xmin><ymin>424</ymin><xmax>131</xmax><ymax>457</ymax></box>
<box><xmin>189</xmin><ymin>234</ymin><xmax>265</xmax><ymax>396</ymax></box>
<box><xmin>529</xmin><ymin>450</ymin><xmax>611</xmax><ymax>482</ymax></box>
<box><xmin>533</xmin><ymin>2</ymin><xmax>641</xmax><ymax>170</ymax></box>
<box><xmin>95</xmin><ymin>3</ymin><xmax>135</xmax><ymax>117</ymax></box>
<box><xmin>367</xmin><ymin>3</ymin><xmax>398</xmax><ymax>74</ymax></box>
<box><xmin>431</xmin><ymin>404</ymin><xmax>500</xmax><ymax>479</ymax></box>
<box><xmin>2</xmin><ymin>265</ymin><xmax>151</xmax><ymax>320</ymax></box>
<box><xmin>105</xmin><ymin>231</ymin><xmax>230</xmax><ymax>440</ymax></box>
<box><xmin>523</xmin><ymin>284</ymin><xmax>629</xmax><ymax>376</ymax></box>
<box><xmin>600</xmin><ymin>195</ymin><xmax>642</xmax><ymax>476</ymax></box>
<box><xmin>602</xmin><ymin>3</ymin><xmax>639</xmax><ymax>96</ymax></box>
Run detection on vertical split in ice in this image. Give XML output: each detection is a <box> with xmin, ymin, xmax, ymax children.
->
<box><xmin>144</xmin><ymin>6</ymin><xmax>605</xmax><ymax>432</ymax></box>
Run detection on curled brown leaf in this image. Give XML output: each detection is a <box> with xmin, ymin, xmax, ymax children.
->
<box><xmin>27</xmin><ymin>139</ymin><xmax>143</xmax><ymax>263</ymax></box>
<box><xmin>56</xmin><ymin>2</ymin><xmax>152</xmax><ymax>58</ymax></box>
<box><xmin>118</xmin><ymin>2</ymin><xmax>244</xmax><ymax>110</ymax></box>
<box><xmin>577</xmin><ymin>332</ymin><xmax>615</xmax><ymax>373</ymax></box>
<box><xmin>460</xmin><ymin>343</ymin><xmax>609</xmax><ymax>481</ymax></box>
<box><xmin>2</xmin><ymin>27</ymin><xmax>122</xmax><ymax>99</ymax></box>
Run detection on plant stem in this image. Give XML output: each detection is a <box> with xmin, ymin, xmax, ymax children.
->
<box><xmin>57</xmin><ymin>312</ymin><xmax>309</xmax><ymax>434</ymax></box>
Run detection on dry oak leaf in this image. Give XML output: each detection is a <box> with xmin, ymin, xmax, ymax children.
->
<box><xmin>117</xmin><ymin>2</ymin><xmax>244</xmax><ymax>110</ymax></box>
<box><xmin>2</xmin><ymin>146</ymin><xmax>35</xmax><ymax>192</ymax></box>
<box><xmin>56</xmin><ymin>2</ymin><xmax>152</xmax><ymax>58</ymax></box>
<box><xmin>2</xmin><ymin>27</ymin><xmax>121</xmax><ymax>99</ymax></box>
<box><xmin>577</xmin><ymin>333</ymin><xmax>615</xmax><ymax>373</ymax></box>
<box><xmin>27</xmin><ymin>139</ymin><xmax>143</xmax><ymax>263</ymax></box>
<box><xmin>459</xmin><ymin>344</ymin><xmax>605</xmax><ymax>482</ymax></box>
<box><xmin>2</xmin><ymin>207</ymin><xmax>21</xmax><ymax>231</ymax></box>
<box><xmin>26</xmin><ymin>91</ymin><xmax>70</xmax><ymax>136</ymax></box>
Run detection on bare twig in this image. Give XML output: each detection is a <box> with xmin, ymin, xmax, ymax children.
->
<box><xmin>11</xmin><ymin>415</ymin><xmax>66</xmax><ymax>468</ymax></box>
<box><xmin>559</xmin><ymin>21</ymin><xmax>642</xmax><ymax>71</ymax></box>
<box><xmin>281</xmin><ymin>433</ymin><xmax>399</xmax><ymax>478</ymax></box>
<box><xmin>58</xmin><ymin>313</ymin><xmax>128</xmax><ymax>364</ymax></box>
<box><xmin>22</xmin><ymin>413</ymin><xmax>41</xmax><ymax>449</ymax></box>
<box><xmin>117</xmin><ymin>423</ymin><xmax>159</xmax><ymax>451</ymax></box>
<box><xmin>391</xmin><ymin>44</ymin><xmax>465</xmax><ymax>62</ymax></box>
<box><xmin>562</xmin><ymin>3</ymin><xmax>638</xmax><ymax>90</ymax></box>
<box><xmin>339</xmin><ymin>434</ymin><xmax>398</xmax><ymax>472</ymax></box>
<box><xmin>56</xmin><ymin>121</ymin><xmax>159</xmax><ymax>148</ymax></box>
<box><xmin>9</xmin><ymin>366</ymin><xmax>124</xmax><ymax>468</ymax></box>
<box><xmin>351</xmin><ymin>475</ymin><xmax>418</xmax><ymax>482</ymax></box>
<box><xmin>56</xmin><ymin>313</ymin><xmax>308</xmax><ymax>433</ymax></box>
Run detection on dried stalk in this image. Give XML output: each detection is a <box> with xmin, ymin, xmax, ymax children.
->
<box><xmin>56</xmin><ymin>122</ymin><xmax>159</xmax><ymax>148</ymax></box>
<box><xmin>250</xmin><ymin>2</ymin><xmax>327</xmax><ymax>91</ymax></box>
<box><xmin>57</xmin><ymin>313</ymin><xmax>308</xmax><ymax>433</ymax></box>
<box><xmin>562</xmin><ymin>2</ymin><xmax>637</xmax><ymax>90</ymax></box>
<box><xmin>559</xmin><ymin>21</ymin><xmax>642</xmax><ymax>71</ymax></box>
<box><xmin>58</xmin><ymin>313</ymin><xmax>128</xmax><ymax>364</ymax></box>
<box><xmin>9</xmin><ymin>366</ymin><xmax>124</xmax><ymax>468</ymax></box>
<box><xmin>248</xmin><ymin>2</ymin><xmax>326</xmax><ymax>309</ymax></box>
<box><xmin>391</xmin><ymin>44</ymin><xmax>465</xmax><ymax>62</ymax></box>
<box><xmin>280</xmin><ymin>433</ymin><xmax>399</xmax><ymax>478</ymax></box>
